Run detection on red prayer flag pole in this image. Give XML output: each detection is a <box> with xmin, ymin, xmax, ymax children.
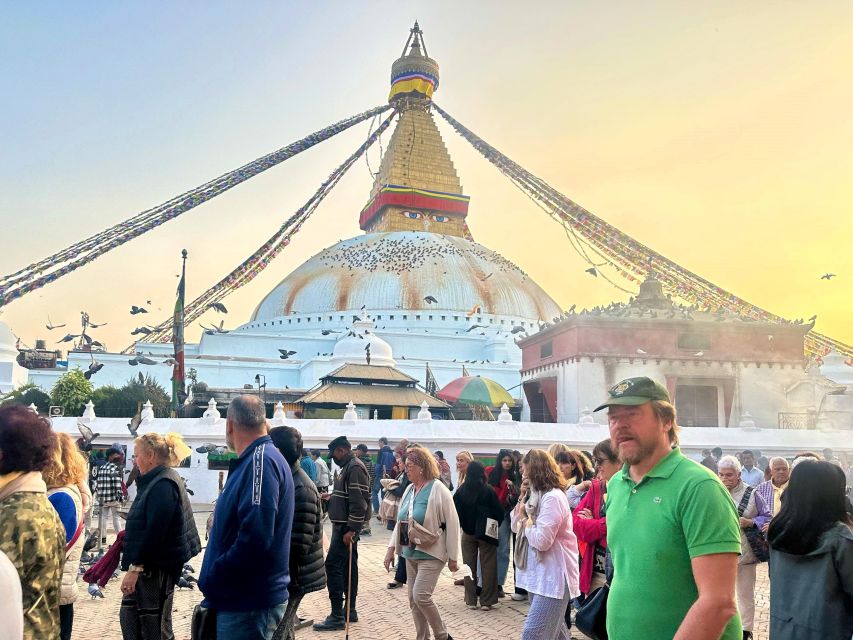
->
<box><xmin>171</xmin><ymin>249</ymin><xmax>187</xmax><ymax>414</ymax></box>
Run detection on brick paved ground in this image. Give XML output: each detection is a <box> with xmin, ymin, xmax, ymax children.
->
<box><xmin>72</xmin><ymin>514</ymin><xmax>770</xmax><ymax>639</ymax></box>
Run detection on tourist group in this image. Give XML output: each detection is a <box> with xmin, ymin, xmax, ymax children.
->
<box><xmin>1</xmin><ymin>377</ymin><xmax>851</xmax><ymax>640</ymax></box>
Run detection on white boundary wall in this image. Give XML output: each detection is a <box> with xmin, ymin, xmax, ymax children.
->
<box><xmin>52</xmin><ymin>416</ymin><xmax>853</xmax><ymax>505</ymax></box>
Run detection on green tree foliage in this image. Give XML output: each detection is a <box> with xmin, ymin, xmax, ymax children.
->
<box><xmin>92</xmin><ymin>374</ymin><xmax>170</xmax><ymax>418</ymax></box>
<box><xmin>50</xmin><ymin>369</ymin><xmax>93</xmax><ymax>416</ymax></box>
<box><xmin>1</xmin><ymin>383</ymin><xmax>51</xmax><ymax>412</ymax></box>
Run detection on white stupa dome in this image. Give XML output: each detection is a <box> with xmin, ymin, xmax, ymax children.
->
<box><xmin>251</xmin><ymin>232</ymin><xmax>561</xmax><ymax>323</ymax></box>
<box><xmin>329</xmin><ymin>317</ymin><xmax>395</xmax><ymax>366</ymax></box>
<box><xmin>0</xmin><ymin>320</ymin><xmax>19</xmax><ymax>360</ymax></box>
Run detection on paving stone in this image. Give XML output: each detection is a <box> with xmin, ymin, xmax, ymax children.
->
<box><xmin>71</xmin><ymin>516</ymin><xmax>770</xmax><ymax>639</ymax></box>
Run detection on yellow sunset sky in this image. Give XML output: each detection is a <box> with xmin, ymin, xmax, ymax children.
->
<box><xmin>1</xmin><ymin>1</ymin><xmax>851</xmax><ymax>353</ymax></box>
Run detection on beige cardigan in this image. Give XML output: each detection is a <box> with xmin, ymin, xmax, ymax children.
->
<box><xmin>387</xmin><ymin>480</ymin><xmax>461</xmax><ymax>563</ymax></box>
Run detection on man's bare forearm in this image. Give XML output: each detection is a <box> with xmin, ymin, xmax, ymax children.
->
<box><xmin>673</xmin><ymin>595</ymin><xmax>737</xmax><ymax>640</ymax></box>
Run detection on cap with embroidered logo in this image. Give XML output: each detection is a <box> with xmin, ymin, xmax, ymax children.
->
<box><xmin>594</xmin><ymin>376</ymin><xmax>671</xmax><ymax>412</ymax></box>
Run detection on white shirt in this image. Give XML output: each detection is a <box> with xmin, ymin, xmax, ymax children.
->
<box><xmin>313</xmin><ymin>456</ymin><xmax>331</xmax><ymax>487</ymax></box>
<box><xmin>741</xmin><ymin>466</ymin><xmax>764</xmax><ymax>487</ymax></box>
<box><xmin>0</xmin><ymin>550</ymin><xmax>22</xmax><ymax>640</ymax></box>
<box><xmin>511</xmin><ymin>488</ymin><xmax>580</xmax><ymax>599</ymax></box>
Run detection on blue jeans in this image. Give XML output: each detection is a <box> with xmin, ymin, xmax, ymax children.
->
<box><xmin>372</xmin><ymin>481</ymin><xmax>382</xmax><ymax>513</ymax></box>
<box><xmin>497</xmin><ymin>512</ymin><xmax>511</xmax><ymax>587</ymax></box>
<box><xmin>216</xmin><ymin>603</ymin><xmax>286</xmax><ymax>640</ymax></box>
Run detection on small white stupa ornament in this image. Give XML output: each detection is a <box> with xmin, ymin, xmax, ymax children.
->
<box><xmin>343</xmin><ymin>401</ymin><xmax>358</xmax><ymax>424</ymax></box>
<box><xmin>140</xmin><ymin>400</ymin><xmax>155</xmax><ymax>424</ymax></box>
<box><xmin>202</xmin><ymin>398</ymin><xmax>221</xmax><ymax>423</ymax></box>
<box><xmin>416</xmin><ymin>401</ymin><xmax>432</xmax><ymax>422</ymax></box>
<box><xmin>272</xmin><ymin>401</ymin><xmax>286</xmax><ymax>426</ymax></box>
<box><xmin>579</xmin><ymin>406</ymin><xmax>595</xmax><ymax>425</ymax></box>
<box><xmin>497</xmin><ymin>403</ymin><xmax>513</xmax><ymax>423</ymax></box>
<box><xmin>738</xmin><ymin>411</ymin><xmax>758</xmax><ymax>430</ymax></box>
<box><xmin>81</xmin><ymin>400</ymin><xmax>96</xmax><ymax>421</ymax></box>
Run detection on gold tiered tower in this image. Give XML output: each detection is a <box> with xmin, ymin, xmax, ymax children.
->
<box><xmin>359</xmin><ymin>22</ymin><xmax>471</xmax><ymax>238</ymax></box>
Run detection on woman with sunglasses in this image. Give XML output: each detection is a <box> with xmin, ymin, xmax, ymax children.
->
<box><xmin>573</xmin><ymin>439</ymin><xmax>620</xmax><ymax>599</ymax></box>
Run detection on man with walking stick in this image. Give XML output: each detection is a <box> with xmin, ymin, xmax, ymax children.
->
<box><xmin>314</xmin><ymin>436</ymin><xmax>372</xmax><ymax>632</ymax></box>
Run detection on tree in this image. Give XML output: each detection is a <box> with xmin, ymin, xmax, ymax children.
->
<box><xmin>50</xmin><ymin>369</ymin><xmax>93</xmax><ymax>416</ymax></box>
<box><xmin>90</xmin><ymin>375</ymin><xmax>170</xmax><ymax>418</ymax></box>
<box><xmin>1</xmin><ymin>383</ymin><xmax>51</xmax><ymax>413</ymax></box>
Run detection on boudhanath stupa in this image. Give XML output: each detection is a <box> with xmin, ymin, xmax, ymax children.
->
<box><xmin>27</xmin><ymin>24</ymin><xmax>561</xmax><ymax>411</ymax></box>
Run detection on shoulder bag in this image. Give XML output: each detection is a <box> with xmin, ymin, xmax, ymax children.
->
<box><xmin>736</xmin><ymin>486</ymin><xmax>770</xmax><ymax>563</ymax></box>
<box><xmin>191</xmin><ymin>605</ymin><xmax>217</xmax><ymax>640</ymax></box>
<box><xmin>575</xmin><ymin>547</ymin><xmax>613</xmax><ymax>640</ymax></box>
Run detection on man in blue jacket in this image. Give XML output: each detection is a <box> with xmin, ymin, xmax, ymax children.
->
<box><xmin>199</xmin><ymin>395</ymin><xmax>294</xmax><ymax>640</ymax></box>
<box><xmin>373</xmin><ymin>437</ymin><xmax>396</xmax><ymax>512</ymax></box>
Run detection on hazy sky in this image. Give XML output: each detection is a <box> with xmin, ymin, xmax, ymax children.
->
<box><xmin>1</xmin><ymin>1</ymin><xmax>851</xmax><ymax>353</ymax></box>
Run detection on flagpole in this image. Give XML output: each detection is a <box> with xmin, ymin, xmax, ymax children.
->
<box><xmin>171</xmin><ymin>249</ymin><xmax>188</xmax><ymax>416</ymax></box>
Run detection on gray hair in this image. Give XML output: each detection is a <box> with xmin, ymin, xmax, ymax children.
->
<box><xmin>769</xmin><ymin>456</ymin><xmax>789</xmax><ymax>468</ymax></box>
<box><xmin>227</xmin><ymin>395</ymin><xmax>267</xmax><ymax>432</ymax></box>
<box><xmin>717</xmin><ymin>455</ymin><xmax>742</xmax><ymax>474</ymax></box>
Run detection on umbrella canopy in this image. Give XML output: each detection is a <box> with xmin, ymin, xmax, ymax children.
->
<box><xmin>436</xmin><ymin>376</ymin><xmax>515</xmax><ymax>407</ymax></box>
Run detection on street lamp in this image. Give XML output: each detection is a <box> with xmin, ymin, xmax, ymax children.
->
<box><xmin>254</xmin><ymin>374</ymin><xmax>267</xmax><ymax>405</ymax></box>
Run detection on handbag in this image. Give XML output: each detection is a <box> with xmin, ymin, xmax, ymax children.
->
<box><xmin>736</xmin><ymin>487</ymin><xmax>770</xmax><ymax>563</ymax></box>
<box><xmin>191</xmin><ymin>605</ymin><xmax>217</xmax><ymax>640</ymax></box>
<box><xmin>574</xmin><ymin>583</ymin><xmax>609</xmax><ymax>640</ymax></box>
<box><xmin>514</xmin><ymin>526</ymin><xmax>530</xmax><ymax>570</ymax></box>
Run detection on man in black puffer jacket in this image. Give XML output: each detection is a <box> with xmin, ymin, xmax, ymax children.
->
<box><xmin>269</xmin><ymin>426</ymin><xmax>326</xmax><ymax>640</ymax></box>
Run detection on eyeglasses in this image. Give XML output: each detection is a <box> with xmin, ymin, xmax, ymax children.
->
<box><xmin>594</xmin><ymin>458</ymin><xmax>607</xmax><ymax>467</ymax></box>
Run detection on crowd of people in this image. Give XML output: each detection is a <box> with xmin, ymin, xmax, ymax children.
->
<box><xmin>0</xmin><ymin>376</ymin><xmax>851</xmax><ymax>640</ymax></box>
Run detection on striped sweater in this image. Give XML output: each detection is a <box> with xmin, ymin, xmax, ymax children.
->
<box><xmin>328</xmin><ymin>453</ymin><xmax>372</xmax><ymax>533</ymax></box>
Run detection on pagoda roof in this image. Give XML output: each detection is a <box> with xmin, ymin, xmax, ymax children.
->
<box><xmin>298</xmin><ymin>382</ymin><xmax>448</xmax><ymax>408</ymax></box>
<box><xmin>321</xmin><ymin>363</ymin><xmax>418</xmax><ymax>385</ymax></box>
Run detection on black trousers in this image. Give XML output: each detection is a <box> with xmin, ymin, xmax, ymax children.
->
<box><xmin>59</xmin><ymin>603</ymin><xmax>73</xmax><ymax>640</ymax></box>
<box><xmin>325</xmin><ymin>526</ymin><xmax>358</xmax><ymax>608</ymax></box>
<box><xmin>119</xmin><ymin>567</ymin><xmax>176</xmax><ymax>640</ymax></box>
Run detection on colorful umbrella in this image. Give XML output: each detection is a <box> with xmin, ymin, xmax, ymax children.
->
<box><xmin>436</xmin><ymin>376</ymin><xmax>515</xmax><ymax>407</ymax></box>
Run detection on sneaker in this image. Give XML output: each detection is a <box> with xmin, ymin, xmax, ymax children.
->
<box><xmin>466</xmin><ymin>604</ymin><xmax>478</xmax><ymax>610</ymax></box>
<box><xmin>313</xmin><ymin>615</ymin><xmax>345</xmax><ymax>631</ymax></box>
<box><xmin>510</xmin><ymin>593</ymin><xmax>527</xmax><ymax>602</ymax></box>
<box><xmin>481</xmin><ymin>604</ymin><xmax>496</xmax><ymax>611</ymax></box>
<box><xmin>387</xmin><ymin>580</ymin><xmax>403</xmax><ymax>589</ymax></box>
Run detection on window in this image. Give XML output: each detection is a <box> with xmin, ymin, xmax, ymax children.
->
<box><xmin>429</xmin><ymin>315</ymin><xmax>433</xmax><ymax>320</ymax></box>
<box><xmin>678</xmin><ymin>333</ymin><xmax>711</xmax><ymax>350</ymax></box>
<box><xmin>403</xmin><ymin>315</ymin><xmax>408</xmax><ymax>320</ymax></box>
<box><xmin>441</xmin><ymin>315</ymin><xmax>446</xmax><ymax>321</ymax></box>
<box><xmin>675</xmin><ymin>385</ymin><xmax>718</xmax><ymax>427</ymax></box>
<box><xmin>540</xmin><ymin>341</ymin><xmax>553</xmax><ymax>359</ymax></box>
<box><xmin>288</xmin><ymin>319</ymin><xmax>292</xmax><ymax>324</ymax></box>
<box><xmin>416</xmin><ymin>315</ymin><xmax>421</xmax><ymax>320</ymax></box>
<box><xmin>390</xmin><ymin>315</ymin><xmax>395</xmax><ymax>320</ymax></box>
<box><xmin>454</xmin><ymin>316</ymin><xmax>459</xmax><ymax>321</ymax></box>
<box><xmin>377</xmin><ymin>315</ymin><xmax>382</xmax><ymax>320</ymax></box>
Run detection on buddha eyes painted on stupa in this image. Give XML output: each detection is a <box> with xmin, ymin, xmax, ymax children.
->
<box><xmin>402</xmin><ymin>211</ymin><xmax>423</xmax><ymax>219</ymax></box>
<box><xmin>431</xmin><ymin>215</ymin><xmax>449</xmax><ymax>223</ymax></box>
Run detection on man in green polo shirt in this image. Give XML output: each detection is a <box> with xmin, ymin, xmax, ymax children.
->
<box><xmin>596</xmin><ymin>377</ymin><xmax>742</xmax><ymax>640</ymax></box>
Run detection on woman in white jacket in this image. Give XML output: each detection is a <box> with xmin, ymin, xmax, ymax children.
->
<box><xmin>384</xmin><ymin>445</ymin><xmax>461</xmax><ymax>640</ymax></box>
<box><xmin>511</xmin><ymin>449</ymin><xmax>580</xmax><ymax>640</ymax></box>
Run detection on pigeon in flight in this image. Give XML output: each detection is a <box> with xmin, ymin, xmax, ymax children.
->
<box><xmin>321</xmin><ymin>330</ymin><xmax>341</xmax><ymax>335</ymax></box>
<box><xmin>466</xmin><ymin>324</ymin><xmax>486</xmax><ymax>333</ymax></box>
<box><xmin>636</xmin><ymin>348</ymin><xmax>648</xmax><ymax>355</ymax></box>
<box><xmin>128</xmin><ymin>355</ymin><xmax>157</xmax><ymax>366</ymax></box>
<box><xmin>83</xmin><ymin>361</ymin><xmax>104</xmax><ymax>380</ymax></box>
<box><xmin>585</xmin><ymin>267</ymin><xmax>598</xmax><ymax>277</ymax></box>
<box><xmin>127</xmin><ymin>414</ymin><xmax>142</xmax><ymax>437</ymax></box>
<box><xmin>87</xmin><ymin>320</ymin><xmax>108</xmax><ymax>328</ymax></box>
<box><xmin>820</xmin><ymin>273</ymin><xmax>836</xmax><ymax>280</ymax></box>
<box><xmin>510</xmin><ymin>326</ymin><xmax>527</xmax><ymax>334</ymax></box>
<box><xmin>57</xmin><ymin>333</ymin><xmax>80</xmax><ymax>343</ymax></box>
<box><xmin>205</xmin><ymin>302</ymin><xmax>228</xmax><ymax>314</ymax></box>
<box><xmin>479</xmin><ymin>273</ymin><xmax>493</xmax><ymax>281</ymax></box>
<box><xmin>130</xmin><ymin>305</ymin><xmax>148</xmax><ymax>315</ymax></box>
<box><xmin>278</xmin><ymin>349</ymin><xmax>297</xmax><ymax>360</ymax></box>
<box><xmin>424</xmin><ymin>296</ymin><xmax>438</xmax><ymax>304</ymax></box>
<box><xmin>76</xmin><ymin>422</ymin><xmax>100</xmax><ymax>450</ymax></box>
<box><xmin>46</xmin><ymin>316</ymin><xmax>66</xmax><ymax>331</ymax></box>
<box><xmin>693</xmin><ymin>351</ymin><xmax>704</xmax><ymax>357</ymax></box>
<box><xmin>131</xmin><ymin>326</ymin><xmax>154</xmax><ymax>336</ymax></box>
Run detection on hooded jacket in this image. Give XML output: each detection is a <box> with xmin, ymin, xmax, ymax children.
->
<box><xmin>769</xmin><ymin>522</ymin><xmax>852</xmax><ymax>639</ymax></box>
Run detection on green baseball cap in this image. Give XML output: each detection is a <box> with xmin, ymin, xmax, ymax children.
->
<box><xmin>594</xmin><ymin>376</ymin><xmax>671</xmax><ymax>412</ymax></box>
